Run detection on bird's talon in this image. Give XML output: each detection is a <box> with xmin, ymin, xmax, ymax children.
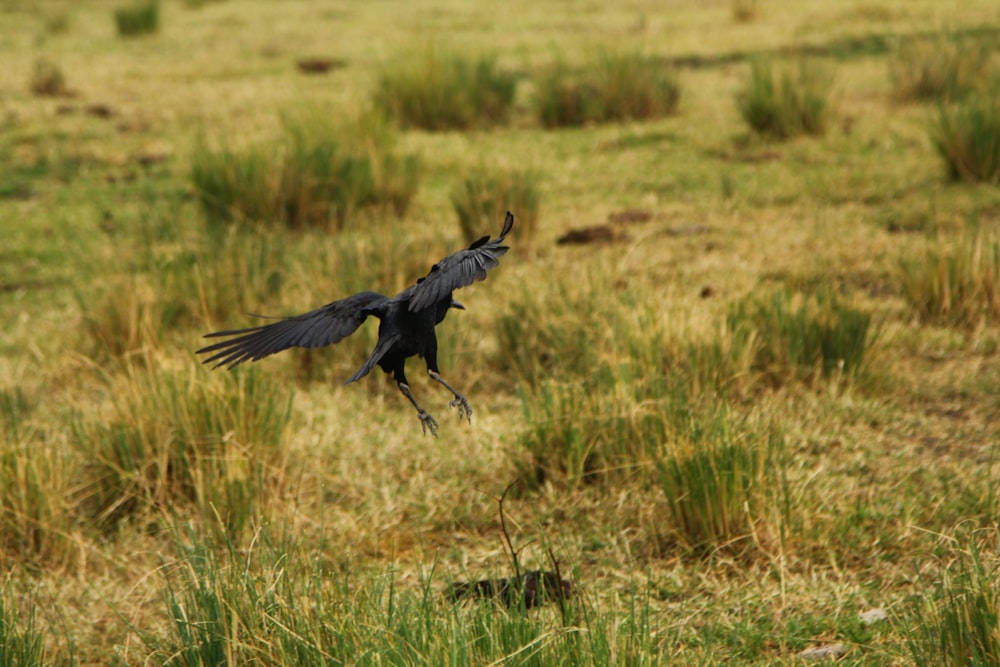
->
<box><xmin>418</xmin><ymin>410</ymin><xmax>440</xmax><ymax>437</ymax></box>
<box><xmin>450</xmin><ymin>397</ymin><xmax>473</xmax><ymax>423</ymax></box>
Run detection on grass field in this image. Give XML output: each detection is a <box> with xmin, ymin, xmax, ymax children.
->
<box><xmin>2</xmin><ymin>1</ymin><xmax>1000</xmax><ymax>664</ymax></box>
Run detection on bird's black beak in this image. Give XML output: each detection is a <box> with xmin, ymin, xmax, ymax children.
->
<box><xmin>451</xmin><ymin>300</ymin><xmax>465</xmax><ymax>310</ymax></box>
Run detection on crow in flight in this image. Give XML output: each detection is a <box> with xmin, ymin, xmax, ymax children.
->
<box><xmin>196</xmin><ymin>212</ymin><xmax>514</xmax><ymax>437</ymax></box>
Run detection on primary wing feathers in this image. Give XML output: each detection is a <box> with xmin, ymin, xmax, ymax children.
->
<box><xmin>407</xmin><ymin>211</ymin><xmax>514</xmax><ymax>312</ymax></box>
<box><xmin>197</xmin><ymin>290</ymin><xmax>388</xmax><ymax>369</ymax></box>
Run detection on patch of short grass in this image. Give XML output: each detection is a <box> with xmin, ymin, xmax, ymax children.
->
<box><xmin>737</xmin><ymin>59</ymin><xmax>832</xmax><ymax>140</ymax></box>
<box><xmin>451</xmin><ymin>166</ymin><xmax>540</xmax><ymax>246</ymax></box>
<box><xmin>373</xmin><ymin>48</ymin><xmax>516</xmax><ymax>131</ymax></box>
<box><xmin>113</xmin><ymin>0</ymin><xmax>159</xmax><ymax>37</ymax></box>
<box><xmin>72</xmin><ymin>367</ymin><xmax>292</xmax><ymax>533</ymax></box>
<box><xmin>191</xmin><ymin>113</ymin><xmax>420</xmax><ymax>231</ymax></box>
<box><xmin>889</xmin><ymin>34</ymin><xmax>993</xmax><ymax>103</ymax></box>
<box><xmin>900</xmin><ymin>224</ymin><xmax>1000</xmax><ymax>327</ymax></box>
<box><xmin>535</xmin><ymin>53</ymin><xmax>680</xmax><ymax>127</ymax></box>
<box><xmin>931</xmin><ymin>85</ymin><xmax>1000</xmax><ymax>184</ymax></box>
<box><xmin>727</xmin><ymin>289</ymin><xmax>874</xmax><ymax>384</ymax></box>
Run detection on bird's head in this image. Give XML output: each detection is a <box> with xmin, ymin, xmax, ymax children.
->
<box><xmin>450</xmin><ymin>299</ymin><xmax>465</xmax><ymax>311</ymax></box>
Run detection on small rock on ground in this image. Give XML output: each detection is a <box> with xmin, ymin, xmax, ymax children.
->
<box><xmin>798</xmin><ymin>643</ymin><xmax>848</xmax><ymax>661</ymax></box>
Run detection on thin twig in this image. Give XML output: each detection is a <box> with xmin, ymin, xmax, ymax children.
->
<box><xmin>547</xmin><ymin>547</ymin><xmax>569</xmax><ymax>621</ymax></box>
<box><xmin>498</xmin><ymin>479</ymin><xmax>522</xmax><ymax>582</ymax></box>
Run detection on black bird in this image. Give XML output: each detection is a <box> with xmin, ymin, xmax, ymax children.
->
<box><xmin>196</xmin><ymin>212</ymin><xmax>514</xmax><ymax>437</ymax></box>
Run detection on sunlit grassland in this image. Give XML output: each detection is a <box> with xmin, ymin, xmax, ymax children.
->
<box><xmin>2</xmin><ymin>0</ymin><xmax>1000</xmax><ymax>664</ymax></box>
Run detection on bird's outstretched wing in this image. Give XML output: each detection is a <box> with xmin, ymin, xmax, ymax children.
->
<box><xmin>406</xmin><ymin>211</ymin><xmax>514</xmax><ymax>312</ymax></box>
<box><xmin>196</xmin><ymin>291</ymin><xmax>388</xmax><ymax>369</ymax></box>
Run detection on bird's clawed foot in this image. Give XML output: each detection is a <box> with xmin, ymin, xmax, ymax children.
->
<box><xmin>417</xmin><ymin>409</ymin><xmax>440</xmax><ymax>438</ymax></box>
<box><xmin>449</xmin><ymin>395</ymin><xmax>473</xmax><ymax>423</ymax></box>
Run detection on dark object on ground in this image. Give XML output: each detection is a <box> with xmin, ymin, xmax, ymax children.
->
<box><xmin>608</xmin><ymin>208</ymin><xmax>652</xmax><ymax>224</ymax></box>
<box><xmin>197</xmin><ymin>212</ymin><xmax>514</xmax><ymax>437</ymax></box>
<box><xmin>448</xmin><ymin>570</ymin><xmax>573</xmax><ymax>609</ymax></box>
<box><xmin>557</xmin><ymin>224</ymin><xmax>628</xmax><ymax>245</ymax></box>
<box><xmin>296</xmin><ymin>57</ymin><xmax>346</xmax><ymax>74</ymax></box>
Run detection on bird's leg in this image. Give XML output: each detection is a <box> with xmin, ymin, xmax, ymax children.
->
<box><xmin>428</xmin><ymin>370</ymin><xmax>473</xmax><ymax>423</ymax></box>
<box><xmin>398</xmin><ymin>382</ymin><xmax>439</xmax><ymax>437</ymax></box>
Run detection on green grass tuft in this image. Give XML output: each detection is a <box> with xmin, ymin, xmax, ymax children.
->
<box><xmin>72</xmin><ymin>367</ymin><xmax>293</xmax><ymax>533</ymax></box>
<box><xmin>191</xmin><ymin>113</ymin><xmax>420</xmax><ymax>231</ymax></box>
<box><xmin>737</xmin><ymin>59</ymin><xmax>832</xmax><ymax>140</ymax></box>
<box><xmin>900</xmin><ymin>224</ymin><xmax>1000</xmax><ymax>327</ymax></box>
<box><xmin>657</xmin><ymin>413</ymin><xmax>783</xmax><ymax>553</ymax></box>
<box><xmin>451</xmin><ymin>166</ymin><xmax>540</xmax><ymax>246</ymax></box>
<box><xmin>374</xmin><ymin>48</ymin><xmax>517</xmax><ymax>131</ymax></box>
<box><xmin>889</xmin><ymin>34</ymin><xmax>993</xmax><ymax>103</ymax></box>
<box><xmin>727</xmin><ymin>289</ymin><xmax>874</xmax><ymax>384</ymax></box>
<box><xmin>731</xmin><ymin>0</ymin><xmax>758</xmax><ymax>23</ymax></box>
<box><xmin>535</xmin><ymin>53</ymin><xmax>680</xmax><ymax>127</ymax></box>
<box><xmin>0</xmin><ymin>584</ymin><xmax>46</xmax><ymax>667</ymax></box>
<box><xmin>931</xmin><ymin>85</ymin><xmax>1000</xmax><ymax>184</ymax></box>
<box><xmin>902</xmin><ymin>535</ymin><xmax>1000</xmax><ymax>666</ymax></box>
<box><xmin>0</xmin><ymin>388</ymin><xmax>74</xmax><ymax>568</ymax></box>
<box><xmin>113</xmin><ymin>0</ymin><xmax>159</xmax><ymax>37</ymax></box>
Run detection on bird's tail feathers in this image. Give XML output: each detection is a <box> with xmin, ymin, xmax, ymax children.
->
<box><xmin>346</xmin><ymin>332</ymin><xmax>401</xmax><ymax>384</ymax></box>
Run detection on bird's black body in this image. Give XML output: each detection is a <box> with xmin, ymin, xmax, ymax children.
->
<box><xmin>197</xmin><ymin>212</ymin><xmax>514</xmax><ymax>436</ymax></box>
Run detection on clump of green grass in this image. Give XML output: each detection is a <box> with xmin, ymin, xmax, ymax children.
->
<box><xmin>0</xmin><ymin>584</ymin><xmax>46</xmax><ymax>666</ymax></box>
<box><xmin>737</xmin><ymin>59</ymin><xmax>832</xmax><ymax>140</ymax></box>
<box><xmin>42</xmin><ymin>10</ymin><xmax>71</xmax><ymax>35</ymax></box>
<box><xmin>902</xmin><ymin>536</ymin><xmax>1000</xmax><ymax>666</ymax></box>
<box><xmin>114</xmin><ymin>0</ymin><xmax>159</xmax><ymax>37</ymax></box>
<box><xmin>900</xmin><ymin>225</ymin><xmax>1000</xmax><ymax>327</ymax></box>
<box><xmin>73</xmin><ymin>367</ymin><xmax>292</xmax><ymax>533</ymax></box>
<box><xmin>451</xmin><ymin>167</ymin><xmax>540</xmax><ymax>246</ymax></box>
<box><xmin>889</xmin><ymin>35</ymin><xmax>992</xmax><ymax>103</ymax></box>
<box><xmin>727</xmin><ymin>289</ymin><xmax>873</xmax><ymax>384</ymax></box>
<box><xmin>79</xmin><ymin>274</ymin><xmax>171</xmax><ymax>362</ymax></box>
<box><xmin>505</xmin><ymin>281</ymin><xmax>676</xmax><ymax>486</ymax></box>
<box><xmin>535</xmin><ymin>53</ymin><xmax>680</xmax><ymax>127</ymax></box>
<box><xmin>0</xmin><ymin>388</ymin><xmax>75</xmax><ymax>567</ymax></box>
<box><xmin>29</xmin><ymin>59</ymin><xmax>69</xmax><ymax>97</ymax></box>
<box><xmin>731</xmin><ymin>0</ymin><xmax>758</xmax><ymax>23</ymax></box>
<box><xmin>373</xmin><ymin>48</ymin><xmax>516</xmax><ymax>131</ymax></box>
<box><xmin>931</xmin><ymin>86</ymin><xmax>1000</xmax><ymax>184</ymax></box>
<box><xmin>657</xmin><ymin>413</ymin><xmax>783</xmax><ymax>553</ymax></box>
<box><xmin>516</xmin><ymin>374</ymin><xmax>670</xmax><ymax>486</ymax></box>
<box><xmin>191</xmin><ymin>113</ymin><xmax>420</xmax><ymax>231</ymax></box>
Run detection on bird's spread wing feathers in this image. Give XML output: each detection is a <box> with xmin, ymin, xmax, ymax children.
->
<box><xmin>406</xmin><ymin>211</ymin><xmax>514</xmax><ymax>312</ymax></box>
<box><xmin>196</xmin><ymin>291</ymin><xmax>388</xmax><ymax>369</ymax></box>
